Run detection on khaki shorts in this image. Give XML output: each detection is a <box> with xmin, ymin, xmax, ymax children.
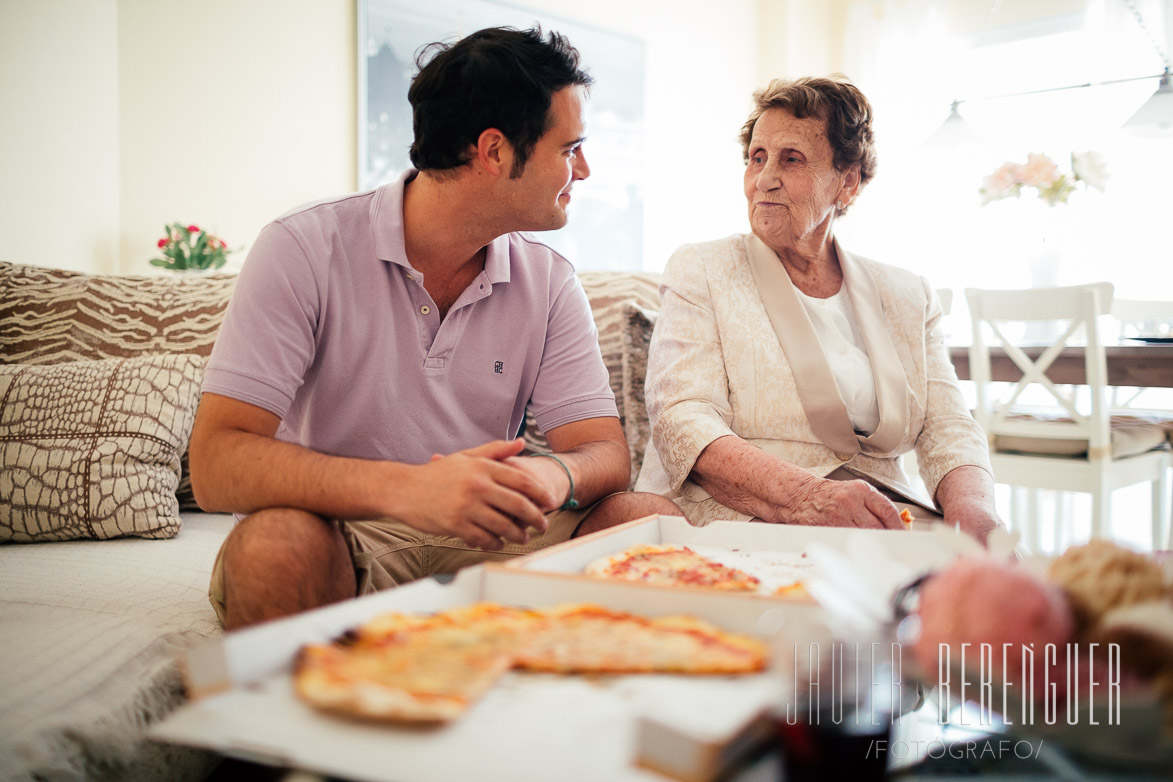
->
<box><xmin>209</xmin><ymin>503</ymin><xmax>600</xmax><ymax>626</ymax></box>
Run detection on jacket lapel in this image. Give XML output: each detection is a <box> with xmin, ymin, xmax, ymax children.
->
<box><xmin>744</xmin><ymin>234</ymin><xmax>860</xmax><ymax>454</ymax></box>
<box><xmin>835</xmin><ymin>237</ymin><xmax>909</xmax><ymax>454</ymax></box>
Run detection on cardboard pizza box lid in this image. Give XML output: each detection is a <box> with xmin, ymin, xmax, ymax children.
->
<box><xmin>152</xmin><ymin>517</ymin><xmax>983</xmax><ymax>782</ymax></box>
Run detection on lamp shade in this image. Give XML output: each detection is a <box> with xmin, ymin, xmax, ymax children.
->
<box><xmin>1123</xmin><ymin>70</ymin><xmax>1173</xmax><ymax>131</ymax></box>
<box><xmin>924</xmin><ymin>100</ymin><xmax>984</xmax><ymax>147</ymax></box>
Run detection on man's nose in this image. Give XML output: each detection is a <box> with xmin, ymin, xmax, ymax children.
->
<box><xmin>573</xmin><ymin>148</ymin><xmax>591</xmax><ymax>181</ymax></box>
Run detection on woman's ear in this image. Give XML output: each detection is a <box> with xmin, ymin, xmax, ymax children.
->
<box><xmin>838</xmin><ymin>167</ymin><xmax>862</xmax><ymax>207</ymax></box>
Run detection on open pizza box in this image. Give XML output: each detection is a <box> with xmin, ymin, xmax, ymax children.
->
<box><xmin>150</xmin><ymin>516</ymin><xmax>984</xmax><ymax>782</ymax></box>
<box><xmin>489</xmin><ymin>514</ymin><xmax>990</xmax><ymax>780</ymax></box>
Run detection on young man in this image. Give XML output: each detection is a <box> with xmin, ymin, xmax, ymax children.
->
<box><xmin>190</xmin><ymin>27</ymin><xmax>679</xmax><ymax>630</ymax></box>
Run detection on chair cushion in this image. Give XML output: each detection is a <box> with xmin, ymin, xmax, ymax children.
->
<box><xmin>993</xmin><ymin>413</ymin><xmax>1169</xmax><ymax>459</ymax></box>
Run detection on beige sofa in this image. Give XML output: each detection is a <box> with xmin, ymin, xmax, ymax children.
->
<box><xmin>0</xmin><ymin>260</ymin><xmax>661</xmax><ymax>782</ymax></box>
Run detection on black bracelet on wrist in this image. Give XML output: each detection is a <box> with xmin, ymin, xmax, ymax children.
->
<box><xmin>528</xmin><ymin>453</ymin><xmax>579</xmax><ymax>510</ymax></box>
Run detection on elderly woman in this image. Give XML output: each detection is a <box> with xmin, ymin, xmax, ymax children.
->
<box><xmin>635</xmin><ymin>76</ymin><xmax>1002</xmax><ymax>543</ymax></box>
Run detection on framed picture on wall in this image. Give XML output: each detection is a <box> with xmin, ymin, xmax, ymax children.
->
<box><xmin>358</xmin><ymin>0</ymin><xmax>645</xmax><ymax>269</ymax></box>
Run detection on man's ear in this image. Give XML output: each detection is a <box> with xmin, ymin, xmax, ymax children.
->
<box><xmin>474</xmin><ymin>128</ymin><xmax>512</xmax><ymax>176</ymax></box>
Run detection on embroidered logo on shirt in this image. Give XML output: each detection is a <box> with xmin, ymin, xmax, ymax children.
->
<box><xmin>494</xmin><ymin>361</ymin><xmax>504</xmax><ymax>374</ymax></box>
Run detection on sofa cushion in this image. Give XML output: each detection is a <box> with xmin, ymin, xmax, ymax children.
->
<box><xmin>0</xmin><ymin>511</ymin><xmax>230</xmax><ymax>782</ymax></box>
<box><xmin>0</xmin><ymin>261</ymin><xmax>236</xmax><ymax>510</ymax></box>
<box><xmin>0</xmin><ymin>261</ymin><xmax>236</xmax><ymax>363</ymax></box>
<box><xmin>0</xmin><ymin>355</ymin><xmax>203</xmax><ymax>542</ymax></box>
<box><xmin>620</xmin><ymin>301</ymin><xmax>658</xmax><ymax>486</ymax></box>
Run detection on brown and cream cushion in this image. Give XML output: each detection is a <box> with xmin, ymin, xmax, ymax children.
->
<box><xmin>620</xmin><ymin>301</ymin><xmax>657</xmax><ymax>486</ymax></box>
<box><xmin>0</xmin><ymin>261</ymin><xmax>235</xmax><ymax>509</ymax></box>
<box><xmin>0</xmin><ymin>355</ymin><xmax>203</xmax><ymax>542</ymax></box>
<box><xmin>993</xmin><ymin>412</ymin><xmax>1169</xmax><ymax>459</ymax></box>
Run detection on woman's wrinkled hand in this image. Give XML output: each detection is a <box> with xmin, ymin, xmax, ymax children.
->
<box><xmin>776</xmin><ymin>476</ymin><xmax>906</xmax><ymax>530</ymax></box>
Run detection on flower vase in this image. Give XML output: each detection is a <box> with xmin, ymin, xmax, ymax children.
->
<box><xmin>1021</xmin><ymin>202</ymin><xmax>1068</xmax><ymax>343</ymax></box>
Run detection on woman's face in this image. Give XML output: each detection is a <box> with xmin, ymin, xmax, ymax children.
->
<box><xmin>743</xmin><ymin>108</ymin><xmax>858</xmax><ymax>252</ymax></box>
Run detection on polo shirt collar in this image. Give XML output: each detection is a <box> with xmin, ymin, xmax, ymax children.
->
<box><xmin>483</xmin><ymin>235</ymin><xmax>511</xmax><ymax>284</ymax></box>
<box><xmin>373</xmin><ymin>167</ymin><xmax>512</xmax><ymax>285</ymax></box>
<box><xmin>372</xmin><ymin>169</ymin><xmax>415</xmax><ymax>270</ymax></box>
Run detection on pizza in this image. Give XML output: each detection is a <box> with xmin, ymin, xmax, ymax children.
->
<box><xmin>584</xmin><ymin>544</ymin><xmax>762</xmax><ymax>591</ymax></box>
<box><xmin>294</xmin><ymin>624</ymin><xmax>514</xmax><ymax>723</ymax></box>
<box><xmin>772</xmin><ymin>581</ymin><xmax>809</xmax><ymax>598</ymax></box>
<box><xmin>294</xmin><ymin>602</ymin><xmax>766</xmax><ymax>723</ymax></box>
<box><xmin>513</xmin><ymin>603</ymin><xmax>769</xmax><ymax>674</ymax></box>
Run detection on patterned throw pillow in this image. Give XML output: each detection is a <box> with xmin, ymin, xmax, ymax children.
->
<box><xmin>0</xmin><ymin>261</ymin><xmax>236</xmax><ymax>509</ymax></box>
<box><xmin>620</xmin><ymin>302</ymin><xmax>658</xmax><ymax>486</ymax></box>
<box><xmin>0</xmin><ymin>355</ymin><xmax>203</xmax><ymax>542</ymax></box>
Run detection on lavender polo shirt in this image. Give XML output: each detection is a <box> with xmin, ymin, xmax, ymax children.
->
<box><xmin>202</xmin><ymin>169</ymin><xmax>617</xmax><ymax>465</ymax></box>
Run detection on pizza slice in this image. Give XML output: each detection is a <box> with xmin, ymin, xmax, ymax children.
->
<box><xmin>513</xmin><ymin>603</ymin><xmax>768</xmax><ymax>675</ymax></box>
<box><xmin>584</xmin><ymin>544</ymin><xmax>762</xmax><ymax>591</ymax></box>
<box><xmin>772</xmin><ymin>581</ymin><xmax>810</xmax><ymax>599</ymax></box>
<box><xmin>294</xmin><ymin>621</ymin><xmax>515</xmax><ymax>723</ymax></box>
<box><xmin>293</xmin><ymin>602</ymin><xmax>768</xmax><ymax>723</ymax></box>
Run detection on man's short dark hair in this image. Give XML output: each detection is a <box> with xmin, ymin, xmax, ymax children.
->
<box><xmin>408</xmin><ymin>26</ymin><xmax>592</xmax><ymax>177</ymax></box>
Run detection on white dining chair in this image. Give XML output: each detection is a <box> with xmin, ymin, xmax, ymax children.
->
<box><xmin>1110</xmin><ymin>298</ymin><xmax>1173</xmax><ymax>410</ymax></box>
<box><xmin>1109</xmin><ymin>298</ymin><xmax>1173</xmax><ymax>550</ymax></box>
<box><xmin>966</xmin><ymin>283</ymin><xmax>1170</xmax><ymax>551</ymax></box>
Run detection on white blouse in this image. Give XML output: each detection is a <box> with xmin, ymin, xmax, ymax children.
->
<box><xmin>793</xmin><ymin>285</ymin><xmax>880</xmax><ymax>435</ymax></box>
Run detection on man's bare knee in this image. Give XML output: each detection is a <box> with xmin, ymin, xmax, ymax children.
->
<box><xmin>573</xmin><ymin>491</ymin><xmax>683</xmax><ymax>537</ymax></box>
<box><xmin>221</xmin><ymin>508</ymin><xmax>355</xmax><ymax>629</ymax></box>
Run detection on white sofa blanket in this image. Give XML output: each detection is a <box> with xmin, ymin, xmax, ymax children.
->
<box><xmin>0</xmin><ymin>512</ymin><xmax>233</xmax><ymax>782</ymax></box>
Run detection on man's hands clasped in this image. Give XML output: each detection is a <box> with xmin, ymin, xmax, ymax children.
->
<box><xmin>398</xmin><ymin>438</ymin><xmax>567</xmax><ymax>551</ymax></box>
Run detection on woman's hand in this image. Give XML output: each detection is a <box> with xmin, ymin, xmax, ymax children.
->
<box><xmin>779</xmin><ymin>476</ymin><xmax>907</xmax><ymax>530</ymax></box>
<box><xmin>691</xmin><ymin>436</ymin><xmax>905</xmax><ymax>529</ymax></box>
<box><xmin>934</xmin><ymin>465</ymin><xmax>1005</xmax><ymax>546</ymax></box>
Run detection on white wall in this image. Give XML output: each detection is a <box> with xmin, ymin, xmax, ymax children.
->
<box><xmin>117</xmin><ymin>0</ymin><xmax>355</xmax><ymax>273</ymax></box>
<box><xmin>3</xmin><ymin>0</ymin><xmax>794</xmax><ymax>274</ymax></box>
<box><xmin>0</xmin><ymin>0</ymin><xmax>121</xmax><ymax>273</ymax></box>
<box><xmin>758</xmin><ymin>0</ymin><xmax>842</xmax><ymax>82</ymax></box>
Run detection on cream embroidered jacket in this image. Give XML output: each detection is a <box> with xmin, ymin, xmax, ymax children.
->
<box><xmin>634</xmin><ymin>233</ymin><xmax>992</xmax><ymax>525</ymax></box>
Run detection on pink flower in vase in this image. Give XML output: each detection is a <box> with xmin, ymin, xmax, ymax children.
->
<box><xmin>979</xmin><ymin>163</ymin><xmax>1020</xmax><ymax>204</ymax></box>
<box><xmin>1018</xmin><ymin>152</ymin><xmax>1060</xmax><ymax>188</ymax></box>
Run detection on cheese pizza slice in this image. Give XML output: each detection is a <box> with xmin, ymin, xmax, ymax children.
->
<box><xmin>294</xmin><ymin>621</ymin><xmax>515</xmax><ymax>723</ymax></box>
<box><xmin>513</xmin><ymin>603</ymin><xmax>768</xmax><ymax>675</ymax></box>
<box><xmin>584</xmin><ymin>544</ymin><xmax>762</xmax><ymax>591</ymax></box>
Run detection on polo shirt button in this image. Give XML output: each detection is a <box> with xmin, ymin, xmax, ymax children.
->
<box><xmin>834</xmin><ymin>452</ymin><xmax>852</xmax><ymax>461</ymax></box>
<box><xmin>420</xmin><ymin>305</ymin><xmax>431</xmax><ymax>315</ymax></box>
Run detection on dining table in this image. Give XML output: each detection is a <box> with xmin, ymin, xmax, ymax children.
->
<box><xmin>948</xmin><ymin>341</ymin><xmax>1173</xmax><ymax>388</ymax></box>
